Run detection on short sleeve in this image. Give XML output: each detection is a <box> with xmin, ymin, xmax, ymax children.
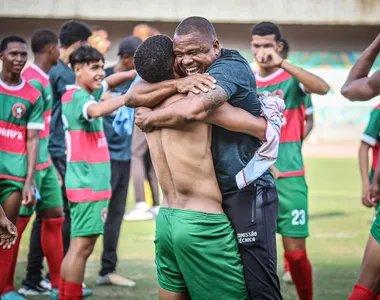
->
<box><xmin>206</xmin><ymin>59</ymin><xmax>242</xmax><ymax>98</ymax></box>
<box><xmin>361</xmin><ymin>108</ymin><xmax>380</xmax><ymax>146</ymax></box>
<box><xmin>27</xmin><ymin>95</ymin><xmax>45</xmax><ymax>130</ymax></box>
<box><xmin>304</xmin><ymin>94</ymin><xmax>313</xmax><ymax>116</ymax></box>
<box><xmin>73</xmin><ymin>90</ymin><xmax>97</xmax><ymax>123</ymax></box>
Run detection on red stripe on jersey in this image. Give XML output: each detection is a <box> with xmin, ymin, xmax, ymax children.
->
<box><xmin>39</xmin><ymin>109</ymin><xmax>52</xmax><ymax>139</ymax></box>
<box><xmin>279</xmin><ymin>168</ymin><xmax>305</xmax><ymax>178</ymax></box>
<box><xmin>372</xmin><ymin>143</ymin><xmax>379</xmax><ymax>172</ymax></box>
<box><xmin>256</xmin><ymin>70</ymin><xmax>292</xmax><ymax>88</ymax></box>
<box><xmin>66</xmin><ymin>188</ymin><xmax>111</xmax><ymax>202</ymax></box>
<box><xmin>62</xmin><ymin>87</ymin><xmax>80</xmax><ymax>103</ymax></box>
<box><xmin>0</xmin><ymin>82</ymin><xmax>41</xmax><ymax>105</ymax></box>
<box><xmin>67</xmin><ymin>130</ymin><xmax>110</xmax><ymax>163</ymax></box>
<box><xmin>0</xmin><ymin>121</ymin><xmax>26</xmax><ymax>154</ymax></box>
<box><xmin>36</xmin><ymin>158</ymin><xmax>51</xmax><ymax>170</ymax></box>
<box><xmin>23</xmin><ymin>66</ymin><xmax>50</xmax><ymax>89</ymax></box>
<box><xmin>280</xmin><ymin>106</ymin><xmax>306</xmax><ymax>143</ymax></box>
<box><xmin>0</xmin><ymin>174</ymin><xmax>25</xmax><ymax>182</ymax></box>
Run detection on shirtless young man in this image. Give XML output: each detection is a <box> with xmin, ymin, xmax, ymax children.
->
<box><xmin>132</xmin><ymin>34</ymin><xmax>275</xmax><ymax>300</ymax></box>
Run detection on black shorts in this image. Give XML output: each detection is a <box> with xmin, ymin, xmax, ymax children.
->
<box><xmin>222</xmin><ymin>184</ymin><xmax>282</xmax><ymax>300</ymax></box>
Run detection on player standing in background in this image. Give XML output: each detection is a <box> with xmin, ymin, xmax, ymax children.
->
<box><xmin>3</xmin><ymin>29</ymin><xmax>64</xmax><ymax>300</ymax></box>
<box><xmin>275</xmin><ymin>38</ymin><xmax>315</xmax><ymax>284</ymax></box>
<box><xmin>358</xmin><ymin>104</ymin><xmax>380</xmax><ymax>209</ymax></box>
<box><xmin>252</xmin><ymin>22</ymin><xmax>330</xmax><ymax>300</ymax></box>
<box><xmin>96</xmin><ymin>36</ymin><xmax>140</xmax><ymax>287</ymax></box>
<box><xmin>124</xmin><ymin>24</ymin><xmax>161</xmax><ymax>221</ymax></box>
<box><xmin>341</xmin><ymin>33</ymin><xmax>380</xmax><ymax>300</ymax></box>
<box><xmin>59</xmin><ymin>45</ymin><xmax>133</xmax><ymax>300</ymax></box>
<box><xmin>0</xmin><ymin>36</ymin><xmax>42</xmax><ymax>298</ymax></box>
<box><xmin>88</xmin><ymin>25</ymin><xmax>111</xmax><ymax>55</ymax></box>
<box><xmin>18</xmin><ymin>21</ymin><xmax>93</xmax><ymax>297</ymax></box>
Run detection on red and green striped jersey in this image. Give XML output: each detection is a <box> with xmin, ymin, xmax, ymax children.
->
<box><xmin>62</xmin><ymin>84</ymin><xmax>111</xmax><ymax>203</ymax></box>
<box><xmin>255</xmin><ymin>68</ymin><xmax>308</xmax><ymax>178</ymax></box>
<box><xmin>361</xmin><ymin>104</ymin><xmax>380</xmax><ymax>175</ymax></box>
<box><xmin>0</xmin><ymin>78</ymin><xmax>44</xmax><ymax>182</ymax></box>
<box><xmin>23</xmin><ymin>64</ymin><xmax>53</xmax><ymax>170</ymax></box>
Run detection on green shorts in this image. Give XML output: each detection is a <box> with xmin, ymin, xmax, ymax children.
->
<box><xmin>276</xmin><ymin>176</ymin><xmax>309</xmax><ymax>238</ymax></box>
<box><xmin>371</xmin><ymin>209</ymin><xmax>380</xmax><ymax>243</ymax></box>
<box><xmin>155</xmin><ymin>207</ymin><xmax>248</xmax><ymax>299</ymax></box>
<box><xmin>69</xmin><ymin>200</ymin><xmax>109</xmax><ymax>238</ymax></box>
<box><xmin>0</xmin><ymin>179</ymin><xmax>23</xmax><ymax>204</ymax></box>
<box><xmin>19</xmin><ymin>164</ymin><xmax>63</xmax><ymax>216</ymax></box>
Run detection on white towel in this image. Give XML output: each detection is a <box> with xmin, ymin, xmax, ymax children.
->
<box><xmin>235</xmin><ymin>91</ymin><xmax>285</xmax><ymax>189</ymax></box>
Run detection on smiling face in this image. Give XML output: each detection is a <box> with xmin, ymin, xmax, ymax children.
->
<box><xmin>75</xmin><ymin>60</ymin><xmax>105</xmax><ymax>93</ymax></box>
<box><xmin>0</xmin><ymin>42</ymin><xmax>28</xmax><ymax>76</ymax></box>
<box><xmin>173</xmin><ymin>32</ymin><xmax>220</xmax><ymax>76</ymax></box>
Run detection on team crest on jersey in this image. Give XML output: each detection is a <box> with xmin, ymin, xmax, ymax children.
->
<box><xmin>271</xmin><ymin>89</ymin><xmax>284</xmax><ymax>99</ymax></box>
<box><xmin>12</xmin><ymin>103</ymin><xmax>26</xmax><ymax>118</ymax></box>
<box><xmin>101</xmin><ymin>208</ymin><xmax>108</xmax><ymax>223</ymax></box>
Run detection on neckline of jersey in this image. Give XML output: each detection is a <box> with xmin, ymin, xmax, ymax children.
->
<box><xmin>31</xmin><ymin>64</ymin><xmax>50</xmax><ymax>80</ymax></box>
<box><xmin>0</xmin><ymin>78</ymin><xmax>26</xmax><ymax>91</ymax></box>
<box><xmin>255</xmin><ymin>68</ymin><xmax>284</xmax><ymax>82</ymax></box>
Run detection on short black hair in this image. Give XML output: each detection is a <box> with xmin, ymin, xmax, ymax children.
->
<box><xmin>59</xmin><ymin>20</ymin><xmax>92</xmax><ymax>48</ymax></box>
<box><xmin>280</xmin><ymin>38</ymin><xmax>289</xmax><ymax>57</ymax></box>
<box><xmin>69</xmin><ymin>45</ymin><xmax>104</xmax><ymax>69</ymax></box>
<box><xmin>175</xmin><ymin>16</ymin><xmax>216</xmax><ymax>41</ymax></box>
<box><xmin>0</xmin><ymin>36</ymin><xmax>27</xmax><ymax>52</ymax></box>
<box><xmin>133</xmin><ymin>35</ymin><xmax>175</xmax><ymax>83</ymax></box>
<box><xmin>31</xmin><ymin>29</ymin><xmax>58</xmax><ymax>53</ymax></box>
<box><xmin>251</xmin><ymin>22</ymin><xmax>282</xmax><ymax>41</ymax></box>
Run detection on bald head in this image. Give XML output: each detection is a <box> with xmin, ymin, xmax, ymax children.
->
<box><xmin>174</xmin><ymin>16</ymin><xmax>216</xmax><ymax>42</ymax></box>
<box><xmin>133</xmin><ymin>24</ymin><xmax>160</xmax><ymax>41</ymax></box>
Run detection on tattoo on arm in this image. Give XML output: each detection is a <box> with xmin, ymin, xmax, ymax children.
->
<box><xmin>198</xmin><ymin>85</ymin><xmax>229</xmax><ymax>115</ymax></box>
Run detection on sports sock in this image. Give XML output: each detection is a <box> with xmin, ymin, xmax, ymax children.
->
<box><xmin>65</xmin><ymin>281</ymin><xmax>82</xmax><ymax>300</ymax></box>
<box><xmin>3</xmin><ymin>216</ymin><xmax>30</xmax><ymax>294</ymax></box>
<box><xmin>0</xmin><ymin>247</ymin><xmax>14</xmax><ymax>294</ymax></box>
<box><xmin>42</xmin><ymin>217</ymin><xmax>64</xmax><ymax>289</ymax></box>
<box><xmin>347</xmin><ymin>284</ymin><xmax>377</xmax><ymax>300</ymax></box>
<box><xmin>285</xmin><ymin>249</ymin><xmax>313</xmax><ymax>300</ymax></box>
<box><xmin>59</xmin><ymin>278</ymin><xmax>66</xmax><ymax>300</ymax></box>
<box><xmin>284</xmin><ymin>254</ymin><xmax>290</xmax><ymax>273</ymax></box>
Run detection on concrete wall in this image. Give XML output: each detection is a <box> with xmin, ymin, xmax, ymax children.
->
<box><xmin>0</xmin><ymin>18</ymin><xmax>379</xmax><ymax>64</ymax></box>
<box><xmin>1</xmin><ymin>0</ymin><xmax>380</xmax><ymax>24</ymax></box>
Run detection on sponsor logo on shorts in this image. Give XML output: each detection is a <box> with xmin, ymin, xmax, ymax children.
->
<box><xmin>101</xmin><ymin>208</ymin><xmax>108</xmax><ymax>223</ymax></box>
<box><xmin>12</xmin><ymin>103</ymin><xmax>26</xmax><ymax>119</ymax></box>
<box><xmin>237</xmin><ymin>230</ymin><xmax>257</xmax><ymax>244</ymax></box>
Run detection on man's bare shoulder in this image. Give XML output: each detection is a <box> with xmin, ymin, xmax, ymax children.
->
<box><xmin>153</xmin><ymin>93</ymin><xmax>185</xmax><ymax>110</ymax></box>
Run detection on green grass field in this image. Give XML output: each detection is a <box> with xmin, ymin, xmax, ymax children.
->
<box><xmin>15</xmin><ymin>157</ymin><xmax>371</xmax><ymax>300</ymax></box>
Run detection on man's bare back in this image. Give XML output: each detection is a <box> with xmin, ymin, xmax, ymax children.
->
<box><xmin>145</xmin><ymin>94</ymin><xmax>223</xmax><ymax>213</ymax></box>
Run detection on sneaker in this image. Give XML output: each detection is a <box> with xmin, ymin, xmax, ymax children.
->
<box><xmin>282</xmin><ymin>271</ymin><xmax>293</xmax><ymax>284</ymax></box>
<box><xmin>97</xmin><ymin>272</ymin><xmax>136</xmax><ymax>287</ymax></box>
<box><xmin>82</xmin><ymin>285</ymin><xmax>93</xmax><ymax>298</ymax></box>
<box><xmin>1</xmin><ymin>291</ymin><xmax>26</xmax><ymax>300</ymax></box>
<box><xmin>49</xmin><ymin>287</ymin><xmax>92</xmax><ymax>299</ymax></box>
<box><xmin>49</xmin><ymin>289</ymin><xmax>59</xmax><ymax>300</ymax></box>
<box><xmin>123</xmin><ymin>210</ymin><xmax>155</xmax><ymax>221</ymax></box>
<box><xmin>18</xmin><ymin>280</ymin><xmax>50</xmax><ymax>296</ymax></box>
<box><xmin>149</xmin><ymin>206</ymin><xmax>160</xmax><ymax>216</ymax></box>
<box><xmin>40</xmin><ymin>278</ymin><xmax>52</xmax><ymax>290</ymax></box>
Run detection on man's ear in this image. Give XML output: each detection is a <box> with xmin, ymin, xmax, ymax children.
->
<box><xmin>213</xmin><ymin>39</ymin><xmax>221</xmax><ymax>57</ymax></box>
<box><xmin>276</xmin><ymin>41</ymin><xmax>284</xmax><ymax>54</ymax></box>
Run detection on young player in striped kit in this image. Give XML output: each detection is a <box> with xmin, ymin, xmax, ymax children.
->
<box><xmin>251</xmin><ymin>22</ymin><xmax>330</xmax><ymax>300</ymax></box>
<box><xmin>342</xmin><ymin>33</ymin><xmax>380</xmax><ymax>300</ymax></box>
<box><xmin>3</xmin><ymin>29</ymin><xmax>65</xmax><ymax>300</ymax></box>
<box><xmin>0</xmin><ymin>36</ymin><xmax>43</xmax><ymax>297</ymax></box>
<box><xmin>59</xmin><ymin>45</ymin><xmax>133</xmax><ymax>300</ymax></box>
